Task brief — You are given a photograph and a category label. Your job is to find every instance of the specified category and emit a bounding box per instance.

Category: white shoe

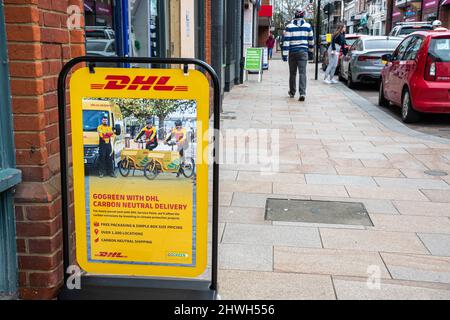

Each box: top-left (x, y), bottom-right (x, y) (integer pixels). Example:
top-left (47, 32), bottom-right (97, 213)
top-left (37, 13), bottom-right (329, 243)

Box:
top-left (331, 79), bottom-right (338, 84)
top-left (324, 79), bottom-right (332, 84)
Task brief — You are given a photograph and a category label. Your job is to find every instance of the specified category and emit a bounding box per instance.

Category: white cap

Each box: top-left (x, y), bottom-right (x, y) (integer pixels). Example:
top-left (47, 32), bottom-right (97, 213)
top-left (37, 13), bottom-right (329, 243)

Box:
top-left (432, 20), bottom-right (442, 27)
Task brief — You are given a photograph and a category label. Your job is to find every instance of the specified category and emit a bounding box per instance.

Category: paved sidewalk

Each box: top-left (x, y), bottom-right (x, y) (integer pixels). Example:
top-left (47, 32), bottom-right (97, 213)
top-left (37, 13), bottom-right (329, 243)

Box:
top-left (217, 58), bottom-right (450, 300)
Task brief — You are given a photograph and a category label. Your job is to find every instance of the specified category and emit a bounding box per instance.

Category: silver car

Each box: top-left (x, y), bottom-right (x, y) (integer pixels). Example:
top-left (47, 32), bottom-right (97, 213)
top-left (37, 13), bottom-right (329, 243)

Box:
top-left (86, 39), bottom-right (117, 67)
top-left (339, 36), bottom-right (403, 88)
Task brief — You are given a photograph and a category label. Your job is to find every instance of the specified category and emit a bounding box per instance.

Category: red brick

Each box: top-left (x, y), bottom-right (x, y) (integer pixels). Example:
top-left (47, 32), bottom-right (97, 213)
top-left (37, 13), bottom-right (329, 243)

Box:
top-left (41, 27), bottom-right (69, 43)
top-left (29, 265), bottom-right (63, 287)
top-left (42, 60), bottom-right (63, 76)
top-left (6, 25), bottom-right (40, 42)
top-left (28, 232), bottom-right (62, 254)
top-left (13, 113), bottom-right (46, 131)
top-left (16, 148), bottom-right (49, 166)
top-left (43, 76), bottom-right (58, 93)
top-left (37, 0), bottom-right (52, 10)
top-left (14, 132), bottom-right (46, 149)
top-left (12, 96), bottom-right (45, 114)
top-left (70, 29), bottom-right (84, 43)
top-left (18, 165), bottom-right (51, 182)
top-left (52, 0), bottom-right (69, 13)
top-left (70, 43), bottom-right (85, 58)
top-left (18, 250), bottom-right (63, 271)
top-left (10, 79), bottom-right (44, 96)
top-left (19, 272), bottom-right (28, 287)
top-left (16, 216), bottom-right (61, 237)
top-left (16, 239), bottom-right (27, 253)
top-left (43, 11), bottom-right (62, 28)
top-left (41, 44), bottom-right (62, 59)
top-left (14, 180), bottom-right (61, 203)
top-left (8, 43), bottom-right (42, 60)
top-left (15, 205), bottom-right (25, 221)
top-left (25, 200), bottom-right (61, 221)
top-left (4, 6), bottom-right (39, 24)
top-left (19, 286), bottom-right (60, 300)
top-left (9, 62), bottom-right (43, 78)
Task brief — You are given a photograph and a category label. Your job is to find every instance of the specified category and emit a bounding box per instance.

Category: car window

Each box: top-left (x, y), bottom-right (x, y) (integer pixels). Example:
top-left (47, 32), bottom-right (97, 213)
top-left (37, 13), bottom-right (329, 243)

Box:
top-left (403, 36), bottom-right (424, 60)
top-left (429, 37), bottom-right (450, 62)
top-left (86, 41), bottom-right (108, 52)
top-left (346, 38), bottom-right (358, 46)
top-left (349, 40), bottom-right (359, 52)
top-left (391, 37), bottom-right (412, 61)
top-left (389, 27), bottom-right (399, 37)
top-left (364, 39), bottom-right (402, 50)
top-left (399, 26), bottom-right (433, 35)
top-left (107, 42), bottom-right (116, 53)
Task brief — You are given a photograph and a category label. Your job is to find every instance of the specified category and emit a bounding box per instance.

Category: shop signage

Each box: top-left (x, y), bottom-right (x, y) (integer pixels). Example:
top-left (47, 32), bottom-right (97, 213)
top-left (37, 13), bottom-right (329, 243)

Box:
top-left (244, 47), bottom-right (263, 71)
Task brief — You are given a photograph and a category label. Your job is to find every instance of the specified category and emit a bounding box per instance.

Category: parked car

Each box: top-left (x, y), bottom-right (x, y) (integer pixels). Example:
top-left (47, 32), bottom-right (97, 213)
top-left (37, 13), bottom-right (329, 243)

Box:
top-left (85, 26), bottom-right (115, 40)
top-left (86, 39), bottom-right (117, 67)
top-left (379, 29), bottom-right (450, 123)
top-left (389, 22), bottom-right (433, 38)
top-left (339, 36), bottom-right (403, 88)
top-left (321, 33), bottom-right (362, 72)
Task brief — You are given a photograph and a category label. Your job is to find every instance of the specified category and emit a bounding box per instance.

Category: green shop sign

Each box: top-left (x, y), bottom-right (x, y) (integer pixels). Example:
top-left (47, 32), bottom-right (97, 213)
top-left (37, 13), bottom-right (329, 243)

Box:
top-left (244, 48), bottom-right (263, 71)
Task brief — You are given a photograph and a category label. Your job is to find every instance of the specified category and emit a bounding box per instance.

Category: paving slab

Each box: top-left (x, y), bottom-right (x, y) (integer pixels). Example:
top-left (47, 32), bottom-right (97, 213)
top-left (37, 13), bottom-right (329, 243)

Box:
top-left (273, 183), bottom-right (349, 197)
top-left (381, 253), bottom-right (450, 284)
top-left (374, 177), bottom-right (450, 190)
top-left (345, 186), bottom-right (429, 201)
top-left (274, 247), bottom-right (390, 278)
top-left (420, 189), bottom-right (450, 202)
top-left (369, 214), bottom-right (450, 234)
top-left (418, 233), bottom-right (450, 257)
top-left (305, 174), bottom-right (377, 187)
top-left (219, 206), bottom-right (269, 225)
top-left (219, 243), bottom-right (273, 272)
top-left (218, 270), bottom-right (336, 300)
top-left (333, 276), bottom-right (450, 300)
top-left (393, 201), bottom-right (450, 217)
top-left (221, 223), bottom-right (322, 248)
top-left (320, 228), bottom-right (428, 254)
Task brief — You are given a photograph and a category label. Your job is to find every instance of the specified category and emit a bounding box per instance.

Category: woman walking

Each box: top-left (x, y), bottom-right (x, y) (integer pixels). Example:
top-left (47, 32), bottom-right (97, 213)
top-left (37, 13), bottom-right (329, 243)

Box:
top-left (324, 23), bottom-right (346, 84)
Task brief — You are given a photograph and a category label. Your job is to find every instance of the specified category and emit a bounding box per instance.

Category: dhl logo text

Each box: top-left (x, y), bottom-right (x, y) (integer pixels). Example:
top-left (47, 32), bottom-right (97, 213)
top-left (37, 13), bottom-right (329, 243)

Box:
top-left (95, 252), bottom-right (128, 258)
top-left (90, 75), bottom-right (188, 92)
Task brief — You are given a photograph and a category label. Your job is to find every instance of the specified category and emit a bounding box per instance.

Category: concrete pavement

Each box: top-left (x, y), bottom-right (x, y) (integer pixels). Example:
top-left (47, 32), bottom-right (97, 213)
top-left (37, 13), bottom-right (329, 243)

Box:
top-left (216, 57), bottom-right (450, 300)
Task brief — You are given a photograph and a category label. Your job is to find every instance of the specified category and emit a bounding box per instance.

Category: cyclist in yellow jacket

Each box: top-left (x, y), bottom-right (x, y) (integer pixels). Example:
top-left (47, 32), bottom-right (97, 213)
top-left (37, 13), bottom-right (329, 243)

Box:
top-left (164, 120), bottom-right (188, 158)
top-left (97, 116), bottom-right (116, 178)
top-left (134, 119), bottom-right (158, 150)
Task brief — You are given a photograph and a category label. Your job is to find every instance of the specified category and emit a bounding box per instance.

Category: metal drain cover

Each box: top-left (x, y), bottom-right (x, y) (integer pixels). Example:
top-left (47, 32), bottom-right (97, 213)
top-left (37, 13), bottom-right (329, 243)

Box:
top-left (424, 170), bottom-right (448, 177)
top-left (265, 198), bottom-right (373, 226)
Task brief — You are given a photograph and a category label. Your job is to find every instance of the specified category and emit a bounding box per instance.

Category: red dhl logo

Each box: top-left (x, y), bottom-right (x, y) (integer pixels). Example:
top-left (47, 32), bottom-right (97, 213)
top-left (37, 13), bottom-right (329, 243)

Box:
top-left (95, 252), bottom-right (128, 258)
top-left (90, 75), bottom-right (188, 91)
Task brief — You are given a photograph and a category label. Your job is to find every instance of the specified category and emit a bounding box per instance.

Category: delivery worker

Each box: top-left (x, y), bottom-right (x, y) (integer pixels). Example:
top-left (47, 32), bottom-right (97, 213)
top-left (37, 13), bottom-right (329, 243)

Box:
top-left (134, 119), bottom-right (158, 150)
top-left (164, 120), bottom-right (188, 158)
top-left (97, 116), bottom-right (116, 178)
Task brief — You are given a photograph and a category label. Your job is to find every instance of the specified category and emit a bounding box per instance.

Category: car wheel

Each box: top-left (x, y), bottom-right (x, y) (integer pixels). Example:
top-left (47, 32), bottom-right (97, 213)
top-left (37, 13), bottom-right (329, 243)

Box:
top-left (347, 66), bottom-right (356, 89)
top-left (378, 80), bottom-right (389, 107)
top-left (401, 89), bottom-right (420, 123)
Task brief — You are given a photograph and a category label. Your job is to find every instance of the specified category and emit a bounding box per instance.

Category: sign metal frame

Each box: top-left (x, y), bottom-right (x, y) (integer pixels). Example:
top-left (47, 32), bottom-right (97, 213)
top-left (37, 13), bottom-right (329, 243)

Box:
top-left (57, 56), bottom-right (220, 300)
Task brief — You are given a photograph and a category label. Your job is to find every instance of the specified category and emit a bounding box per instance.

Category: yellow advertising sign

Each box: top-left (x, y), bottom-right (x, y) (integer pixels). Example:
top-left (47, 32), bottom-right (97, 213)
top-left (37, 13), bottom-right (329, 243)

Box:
top-left (326, 33), bottom-right (332, 43)
top-left (69, 67), bottom-right (209, 278)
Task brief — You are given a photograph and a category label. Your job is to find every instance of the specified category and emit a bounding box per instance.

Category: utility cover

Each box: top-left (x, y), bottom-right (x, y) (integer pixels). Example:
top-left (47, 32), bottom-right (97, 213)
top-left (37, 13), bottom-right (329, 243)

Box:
top-left (265, 198), bottom-right (373, 226)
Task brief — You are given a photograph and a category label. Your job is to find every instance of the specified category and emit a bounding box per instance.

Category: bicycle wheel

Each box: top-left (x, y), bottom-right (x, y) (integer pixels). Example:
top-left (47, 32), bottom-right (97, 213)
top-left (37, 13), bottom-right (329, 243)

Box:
top-left (144, 161), bottom-right (159, 180)
top-left (181, 158), bottom-right (195, 178)
top-left (118, 159), bottom-right (131, 177)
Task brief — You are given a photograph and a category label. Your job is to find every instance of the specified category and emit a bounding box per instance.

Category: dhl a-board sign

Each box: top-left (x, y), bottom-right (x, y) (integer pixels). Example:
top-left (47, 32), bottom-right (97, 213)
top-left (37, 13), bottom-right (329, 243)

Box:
top-left (69, 67), bottom-right (209, 278)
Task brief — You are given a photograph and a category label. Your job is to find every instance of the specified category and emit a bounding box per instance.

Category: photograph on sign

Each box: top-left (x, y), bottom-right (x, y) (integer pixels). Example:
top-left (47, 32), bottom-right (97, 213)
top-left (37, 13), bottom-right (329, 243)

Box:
top-left (69, 68), bottom-right (209, 278)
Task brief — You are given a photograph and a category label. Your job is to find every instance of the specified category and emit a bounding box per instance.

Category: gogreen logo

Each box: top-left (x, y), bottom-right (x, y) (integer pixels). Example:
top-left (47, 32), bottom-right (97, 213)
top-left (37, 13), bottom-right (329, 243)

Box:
top-left (139, 156), bottom-right (149, 167)
top-left (167, 159), bottom-right (180, 170)
top-left (167, 252), bottom-right (189, 258)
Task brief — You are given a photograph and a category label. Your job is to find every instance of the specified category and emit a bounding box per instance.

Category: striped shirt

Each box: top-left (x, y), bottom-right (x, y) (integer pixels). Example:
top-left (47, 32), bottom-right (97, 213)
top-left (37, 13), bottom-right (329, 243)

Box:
top-left (282, 18), bottom-right (314, 58)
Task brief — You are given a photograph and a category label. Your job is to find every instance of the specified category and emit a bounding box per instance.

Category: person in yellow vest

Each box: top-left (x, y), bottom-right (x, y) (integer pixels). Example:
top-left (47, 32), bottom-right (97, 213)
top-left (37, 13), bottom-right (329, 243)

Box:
top-left (164, 120), bottom-right (189, 177)
top-left (97, 116), bottom-right (116, 178)
top-left (134, 119), bottom-right (158, 150)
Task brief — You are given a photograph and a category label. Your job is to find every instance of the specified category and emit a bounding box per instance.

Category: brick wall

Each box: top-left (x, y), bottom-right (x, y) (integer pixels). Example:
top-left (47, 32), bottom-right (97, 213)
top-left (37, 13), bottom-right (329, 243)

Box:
top-left (4, 0), bottom-right (84, 300)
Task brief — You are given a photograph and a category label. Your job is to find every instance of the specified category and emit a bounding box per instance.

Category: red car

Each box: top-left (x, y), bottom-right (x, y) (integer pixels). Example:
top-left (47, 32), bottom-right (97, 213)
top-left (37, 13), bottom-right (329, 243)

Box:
top-left (379, 29), bottom-right (450, 123)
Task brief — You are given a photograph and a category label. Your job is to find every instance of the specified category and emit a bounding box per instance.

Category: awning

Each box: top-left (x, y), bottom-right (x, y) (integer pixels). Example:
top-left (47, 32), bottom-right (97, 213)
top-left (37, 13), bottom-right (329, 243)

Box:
top-left (258, 5), bottom-right (272, 17)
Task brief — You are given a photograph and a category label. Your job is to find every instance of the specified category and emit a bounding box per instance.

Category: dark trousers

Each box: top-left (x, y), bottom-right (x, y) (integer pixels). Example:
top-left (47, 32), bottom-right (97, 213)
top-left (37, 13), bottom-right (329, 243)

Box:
top-left (98, 142), bottom-right (113, 175)
top-left (146, 141), bottom-right (158, 151)
top-left (289, 51), bottom-right (308, 96)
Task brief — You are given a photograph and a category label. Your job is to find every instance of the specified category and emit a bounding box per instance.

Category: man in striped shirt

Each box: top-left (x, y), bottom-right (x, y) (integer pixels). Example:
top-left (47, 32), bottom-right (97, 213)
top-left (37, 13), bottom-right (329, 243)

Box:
top-left (282, 9), bottom-right (314, 102)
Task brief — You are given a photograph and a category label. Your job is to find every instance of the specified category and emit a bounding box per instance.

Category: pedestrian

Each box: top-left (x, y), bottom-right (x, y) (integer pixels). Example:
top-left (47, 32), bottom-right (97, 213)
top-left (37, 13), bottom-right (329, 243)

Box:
top-left (97, 116), bottom-right (116, 178)
top-left (432, 20), bottom-right (448, 31)
top-left (324, 23), bottom-right (346, 84)
top-left (266, 33), bottom-right (275, 60)
top-left (282, 9), bottom-right (314, 102)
